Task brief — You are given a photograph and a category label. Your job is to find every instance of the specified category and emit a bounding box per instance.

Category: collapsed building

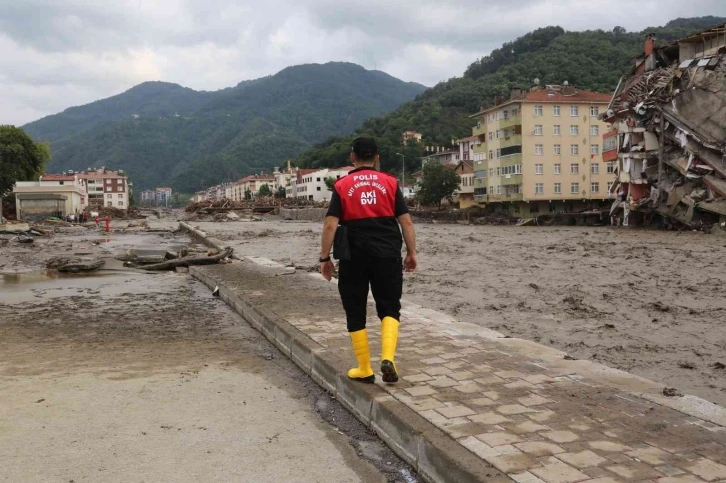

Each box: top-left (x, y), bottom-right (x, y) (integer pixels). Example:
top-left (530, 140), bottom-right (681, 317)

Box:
top-left (602, 25), bottom-right (726, 230)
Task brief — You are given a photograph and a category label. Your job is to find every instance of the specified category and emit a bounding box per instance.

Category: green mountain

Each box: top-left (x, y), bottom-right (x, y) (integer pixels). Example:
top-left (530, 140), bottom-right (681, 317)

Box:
top-left (296, 17), bottom-right (726, 175)
top-left (23, 62), bottom-right (426, 192)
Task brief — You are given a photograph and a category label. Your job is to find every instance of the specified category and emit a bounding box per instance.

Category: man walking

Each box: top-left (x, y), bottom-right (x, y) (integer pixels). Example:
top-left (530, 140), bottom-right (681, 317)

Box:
top-left (320, 137), bottom-right (417, 384)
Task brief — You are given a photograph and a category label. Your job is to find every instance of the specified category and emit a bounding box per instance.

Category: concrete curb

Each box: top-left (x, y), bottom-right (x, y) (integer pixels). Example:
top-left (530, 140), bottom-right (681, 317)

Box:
top-left (188, 265), bottom-right (509, 483)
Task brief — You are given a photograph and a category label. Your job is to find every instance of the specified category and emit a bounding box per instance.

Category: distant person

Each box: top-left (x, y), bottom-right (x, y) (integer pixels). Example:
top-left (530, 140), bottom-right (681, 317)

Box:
top-left (95, 216), bottom-right (101, 228)
top-left (319, 137), bottom-right (417, 384)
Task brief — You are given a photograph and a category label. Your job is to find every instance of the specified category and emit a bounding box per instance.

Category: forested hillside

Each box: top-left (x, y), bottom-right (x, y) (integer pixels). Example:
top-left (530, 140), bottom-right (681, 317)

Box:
top-left (296, 17), bottom-right (726, 175)
top-left (23, 63), bottom-right (426, 191)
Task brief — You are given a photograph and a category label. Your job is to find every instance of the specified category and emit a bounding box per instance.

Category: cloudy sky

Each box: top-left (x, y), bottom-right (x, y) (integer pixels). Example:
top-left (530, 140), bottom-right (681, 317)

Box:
top-left (2, 0), bottom-right (725, 125)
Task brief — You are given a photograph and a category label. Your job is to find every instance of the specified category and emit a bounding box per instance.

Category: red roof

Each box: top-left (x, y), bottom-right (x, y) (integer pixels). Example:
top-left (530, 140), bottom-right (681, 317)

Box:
top-left (78, 172), bottom-right (126, 179)
top-left (456, 136), bottom-right (479, 143)
top-left (40, 174), bottom-right (76, 181)
top-left (518, 89), bottom-right (611, 103)
top-left (334, 166), bottom-right (355, 172)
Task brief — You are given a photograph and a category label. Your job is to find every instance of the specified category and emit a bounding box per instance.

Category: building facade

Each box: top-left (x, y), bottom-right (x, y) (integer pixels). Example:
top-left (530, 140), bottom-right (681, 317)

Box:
top-left (77, 168), bottom-right (130, 210)
top-left (401, 130), bottom-right (423, 145)
top-left (469, 84), bottom-right (612, 216)
top-left (13, 174), bottom-right (87, 220)
top-left (292, 167), bottom-right (354, 201)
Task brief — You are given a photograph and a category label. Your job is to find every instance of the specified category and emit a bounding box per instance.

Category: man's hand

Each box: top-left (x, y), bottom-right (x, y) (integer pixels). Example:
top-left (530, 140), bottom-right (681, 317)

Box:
top-left (404, 252), bottom-right (417, 272)
top-left (320, 260), bottom-right (335, 281)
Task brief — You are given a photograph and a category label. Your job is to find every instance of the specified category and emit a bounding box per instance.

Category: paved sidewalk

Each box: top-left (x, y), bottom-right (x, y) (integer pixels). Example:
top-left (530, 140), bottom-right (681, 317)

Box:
top-left (191, 258), bottom-right (726, 483)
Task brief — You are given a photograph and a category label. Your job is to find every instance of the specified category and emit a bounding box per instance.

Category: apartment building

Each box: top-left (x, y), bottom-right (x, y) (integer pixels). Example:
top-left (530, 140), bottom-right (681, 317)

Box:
top-left (469, 84), bottom-right (612, 216)
top-left (227, 174), bottom-right (276, 201)
top-left (293, 167), bottom-right (354, 201)
top-left (401, 130), bottom-right (423, 145)
top-left (77, 168), bottom-right (130, 210)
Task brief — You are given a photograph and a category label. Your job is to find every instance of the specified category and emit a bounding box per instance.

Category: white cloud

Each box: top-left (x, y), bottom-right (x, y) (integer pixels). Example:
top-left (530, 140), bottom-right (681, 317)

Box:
top-left (0, 0), bottom-right (725, 125)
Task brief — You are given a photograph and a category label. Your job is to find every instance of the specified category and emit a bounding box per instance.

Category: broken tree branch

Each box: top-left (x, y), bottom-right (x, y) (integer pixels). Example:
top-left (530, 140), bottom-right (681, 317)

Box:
top-left (139, 248), bottom-right (233, 271)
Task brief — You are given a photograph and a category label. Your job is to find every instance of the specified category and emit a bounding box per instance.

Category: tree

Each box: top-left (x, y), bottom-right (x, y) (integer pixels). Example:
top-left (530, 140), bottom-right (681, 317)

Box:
top-left (275, 186), bottom-right (286, 199)
top-left (129, 191), bottom-right (136, 207)
top-left (324, 177), bottom-right (336, 191)
top-left (0, 125), bottom-right (50, 197)
top-left (417, 162), bottom-right (460, 209)
top-left (244, 189), bottom-right (252, 200)
top-left (258, 183), bottom-right (272, 197)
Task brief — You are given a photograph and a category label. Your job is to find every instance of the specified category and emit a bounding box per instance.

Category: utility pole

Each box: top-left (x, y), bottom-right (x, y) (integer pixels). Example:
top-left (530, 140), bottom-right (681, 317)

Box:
top-left (396, 153), bottom-right (405, 194)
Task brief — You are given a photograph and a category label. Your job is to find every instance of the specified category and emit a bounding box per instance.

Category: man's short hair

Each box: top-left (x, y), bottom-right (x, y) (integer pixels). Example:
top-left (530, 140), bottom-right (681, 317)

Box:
top-left (352, 137), bottom-right (378, 162)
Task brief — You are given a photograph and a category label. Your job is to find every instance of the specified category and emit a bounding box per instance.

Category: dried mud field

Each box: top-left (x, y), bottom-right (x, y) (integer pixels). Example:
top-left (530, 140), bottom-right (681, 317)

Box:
top-left (195, 219), bottom-right (726, 406)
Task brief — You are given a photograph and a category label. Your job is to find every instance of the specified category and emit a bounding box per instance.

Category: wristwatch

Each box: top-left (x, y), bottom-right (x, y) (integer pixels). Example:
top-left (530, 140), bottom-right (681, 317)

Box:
top-left (319, 256), bottom-right (331, 263)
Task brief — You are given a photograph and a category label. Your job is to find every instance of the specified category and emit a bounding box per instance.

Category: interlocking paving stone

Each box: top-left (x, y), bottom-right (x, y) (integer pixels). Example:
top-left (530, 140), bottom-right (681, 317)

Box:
top-left (530, 457), bottom-right (590, 483)
top-left (515, 441), bottom-right (567, 456)
top-left (684, 458), bottom-right (726, 482)
top-left (543, 431), bottom-right (581, 444)
top-left (436, 405), bottom-right (477, 418)
top-left (556, 450), bottom-right (608, 469)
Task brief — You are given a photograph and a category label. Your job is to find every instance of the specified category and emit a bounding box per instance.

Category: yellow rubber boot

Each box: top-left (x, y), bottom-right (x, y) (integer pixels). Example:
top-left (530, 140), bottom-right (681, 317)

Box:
top-left (380, 317), bottom-right (400, 383)
top-left (348, 329), bottom-right (375, 383)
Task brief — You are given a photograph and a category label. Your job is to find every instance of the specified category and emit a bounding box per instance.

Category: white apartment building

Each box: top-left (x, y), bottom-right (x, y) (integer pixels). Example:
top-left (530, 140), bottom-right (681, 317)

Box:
top-left (293, 167), bottom-right (354, 201)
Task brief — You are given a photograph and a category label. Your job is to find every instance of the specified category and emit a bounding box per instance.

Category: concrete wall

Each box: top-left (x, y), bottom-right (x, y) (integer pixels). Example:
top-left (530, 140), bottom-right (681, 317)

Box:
top-left (279, 208), bottom-right (328, 222)
top-left (17, 199), bottom-right (64, 221)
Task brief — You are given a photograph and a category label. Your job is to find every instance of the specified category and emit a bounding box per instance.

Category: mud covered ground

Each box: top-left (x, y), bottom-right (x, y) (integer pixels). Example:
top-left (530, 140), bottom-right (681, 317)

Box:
top-left (0, 228), bottom-right (415, 482)
top-left (190, 219), bottom-right (726, 407)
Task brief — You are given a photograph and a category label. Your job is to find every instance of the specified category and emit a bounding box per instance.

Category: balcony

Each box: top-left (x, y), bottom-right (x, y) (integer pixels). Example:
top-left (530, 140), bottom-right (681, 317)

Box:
top-left (500, 175), bottom-right (523, 186)
top-left (502, 192), bottom-right (524, 202)
top-left (500, 135), bottom-right (522, 149)
top-left (499, 115), bottom-right (521, 130)
top-left (499, 154), bottom-right (522, 166)
top-left (472, 124), bottom-right (487, 136)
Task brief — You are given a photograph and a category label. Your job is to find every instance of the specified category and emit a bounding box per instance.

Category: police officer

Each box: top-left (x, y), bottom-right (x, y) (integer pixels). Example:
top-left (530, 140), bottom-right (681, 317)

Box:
top-left (320, 137), bottom-right (417, 384)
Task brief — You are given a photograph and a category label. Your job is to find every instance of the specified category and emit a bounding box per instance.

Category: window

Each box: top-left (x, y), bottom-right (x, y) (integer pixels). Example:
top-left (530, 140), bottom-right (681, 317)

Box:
top-left (591, 182), bottom-right (600, 193)
top-left (107, 194), bottom-right (112, 199)
top-left (570, 144), bottom-right (579, 155)
top-left (488, 132), bottom-right (493, 141)
top-left (119, 201), bottom-right (124, 206)
top-left (489, 168), bottom-right (494, 177)
top-left (107, 202), bottom-right (113, 207)
top-left (317, 187), bottom-right (321, 191)
top-left (535, 144), bottom-right (543, 155)
top-left (604, 135), bottom-right (617, 152)
top-left (571, 163), bottom-right (579, 174)
top-left (607, 182), bottom-right (614, 193)
top-left (511, 108), bottom-right (518, 116)
top-left (534, 125), bottom-right (543, 136)
top-left (489, 150), bottom-right (493, 159)
top-left (118, 193), bottom-right (123, 199)
top-left (496, 185), bottom-right (501, 195)
top-left (553, 125), bottom-right (561, 136)
top-left (571, 182), bottom-right (580, 194)
top-left (496, 148), bottom-right (501, 158)
top-left (554, 163), bottom-right (562, 174)
top-left (535, 164), bottom-right (544, 175)
top-left (590, 125), bottom-right (599, 136)
top-left (554, 182), bottom-right (562, 194)
top-left (106, 186), bottom-right (111, 192)
top-left (570, 125), bottom-right (579, 136)
top-left (591, 144), bottom-right (599, 155)
top-left (488, 114), bottom-right (494, 123)
top-left (535, 183), bottom-right (544, 194)
top-left (534, 105), bottom-right (543, 116)
top-left (590, 106), bottom-right (599, 116)
top-left (553, 105), bottom-right (561, 116)
top-left (316, 177), bottom-right (321, 182)
top-left (554, 144), bottom-right (561, 155)
top-left (496, 167), bottom-right (501, 176)
top-left (607, 161), bottom-right (616, 174)
top-left (570, 106), bottom-right (579, 116)
top-left (591, 163), bottom-right (600, 175)
top-left (515, 164), bottom-right (522, 175)
top-left (496, 130), bottom-right (502, 139)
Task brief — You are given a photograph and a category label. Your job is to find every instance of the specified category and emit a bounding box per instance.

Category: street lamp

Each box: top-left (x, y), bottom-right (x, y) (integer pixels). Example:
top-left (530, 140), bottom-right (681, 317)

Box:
top-left (395, 153), bottom-right (405, 191)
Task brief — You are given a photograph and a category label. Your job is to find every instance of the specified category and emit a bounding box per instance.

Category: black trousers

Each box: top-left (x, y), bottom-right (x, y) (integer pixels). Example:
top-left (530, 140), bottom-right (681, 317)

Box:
top-left (338, 256), bottom-right (403, 332)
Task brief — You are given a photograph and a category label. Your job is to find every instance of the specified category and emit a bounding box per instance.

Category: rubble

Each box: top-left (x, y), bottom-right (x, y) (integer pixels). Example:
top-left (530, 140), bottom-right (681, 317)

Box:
top-left (602, 26), bottom-right (726, 231)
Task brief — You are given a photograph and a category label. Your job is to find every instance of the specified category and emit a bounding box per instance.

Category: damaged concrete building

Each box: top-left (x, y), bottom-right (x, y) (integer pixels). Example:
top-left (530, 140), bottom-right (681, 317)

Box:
top-left (601, 25), bottom-right (726, 231)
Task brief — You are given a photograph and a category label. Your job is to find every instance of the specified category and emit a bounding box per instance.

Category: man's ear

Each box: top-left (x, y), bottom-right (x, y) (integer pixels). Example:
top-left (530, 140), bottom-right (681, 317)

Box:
top-left (349, 152), bottom-right (356, 164)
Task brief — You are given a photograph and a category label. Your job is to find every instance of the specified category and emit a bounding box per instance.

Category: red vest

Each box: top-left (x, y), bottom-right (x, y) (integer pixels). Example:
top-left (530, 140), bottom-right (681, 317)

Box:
top-left (334, 170), bottom-right (398, 221)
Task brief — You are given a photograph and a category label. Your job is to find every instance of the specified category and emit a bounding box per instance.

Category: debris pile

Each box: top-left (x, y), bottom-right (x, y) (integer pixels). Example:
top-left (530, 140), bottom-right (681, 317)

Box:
top-left (603, 27), bottom-right (726, 231)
